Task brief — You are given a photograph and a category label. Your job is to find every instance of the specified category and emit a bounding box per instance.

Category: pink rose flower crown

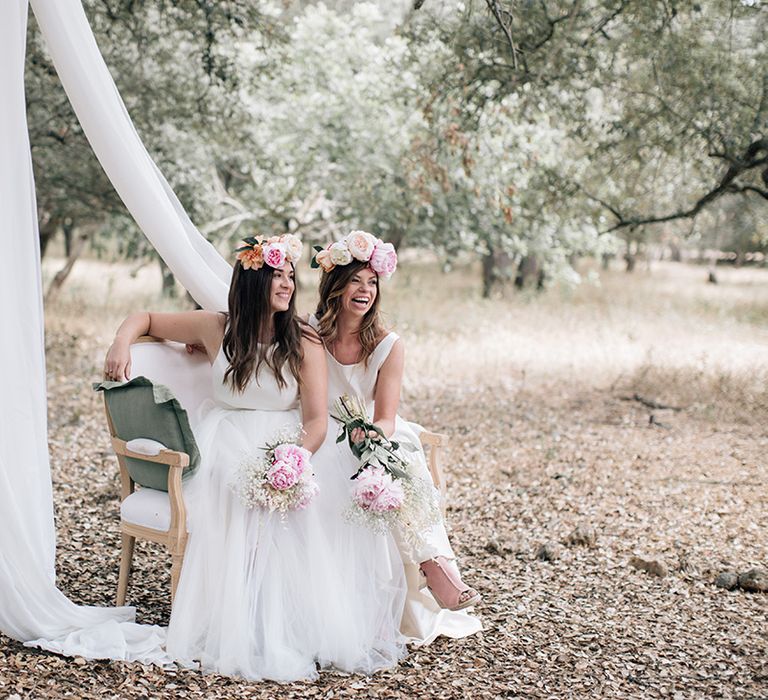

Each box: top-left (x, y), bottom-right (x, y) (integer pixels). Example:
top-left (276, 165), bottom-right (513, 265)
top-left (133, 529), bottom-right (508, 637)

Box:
top-left (235, 233), bottom-right (303, 271)
top-left (310, 230), bottom-right (398, 278)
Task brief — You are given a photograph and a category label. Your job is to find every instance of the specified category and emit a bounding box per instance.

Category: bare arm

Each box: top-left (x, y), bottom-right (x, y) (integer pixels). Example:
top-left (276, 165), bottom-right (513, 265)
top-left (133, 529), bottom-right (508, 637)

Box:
top-left (298, 335), bottom-right (328, 454)
top-left (371, 339), bottom-right (404, 439)
top-left (104, 310), bottom-right (224, 381)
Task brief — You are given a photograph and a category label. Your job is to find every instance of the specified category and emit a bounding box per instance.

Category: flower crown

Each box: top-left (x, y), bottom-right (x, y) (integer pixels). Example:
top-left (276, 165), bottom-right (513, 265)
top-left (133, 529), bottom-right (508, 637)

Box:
top-left (310, 230), bottom-right (398, 279)
top-left (235, 234), bottom-right (303, 271)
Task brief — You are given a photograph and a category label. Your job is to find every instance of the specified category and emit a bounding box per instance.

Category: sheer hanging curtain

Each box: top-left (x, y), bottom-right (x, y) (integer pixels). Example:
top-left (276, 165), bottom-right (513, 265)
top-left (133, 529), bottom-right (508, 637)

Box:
top-left (0, 0), bottom-right (227, 658)
top-left (29, 0), bottom-right (231, 312)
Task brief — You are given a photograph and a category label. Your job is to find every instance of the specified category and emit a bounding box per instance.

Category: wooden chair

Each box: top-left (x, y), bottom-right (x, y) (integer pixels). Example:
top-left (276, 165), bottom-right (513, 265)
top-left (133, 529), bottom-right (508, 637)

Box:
top-left (98, 336), bottom-right (211, 607)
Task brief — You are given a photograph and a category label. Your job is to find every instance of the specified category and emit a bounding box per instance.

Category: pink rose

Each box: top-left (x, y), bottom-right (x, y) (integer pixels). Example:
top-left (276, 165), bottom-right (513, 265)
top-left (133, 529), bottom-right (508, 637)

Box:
top-left (368, 241), bottom-right (397, 278)
top-left (266, 459), bottom-right (299, 490)
top-left (273, 443), bottom-right (311, 477)
top-left (262, 242), bottom-right (287, 269)
top-left (315, 249), bottom-right (335, 272)
top-left (345, 230), bottom-right (377, 261)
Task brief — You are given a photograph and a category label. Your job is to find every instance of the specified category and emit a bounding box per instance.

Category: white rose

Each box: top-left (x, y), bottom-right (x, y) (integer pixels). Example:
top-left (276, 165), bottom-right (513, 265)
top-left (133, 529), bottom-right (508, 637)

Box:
top-left (344, 230), bottom-right (377, 261)
top-left (329, 241), bottom-right (353, 265)
top-left (282, 234), bottom-right (303, 262)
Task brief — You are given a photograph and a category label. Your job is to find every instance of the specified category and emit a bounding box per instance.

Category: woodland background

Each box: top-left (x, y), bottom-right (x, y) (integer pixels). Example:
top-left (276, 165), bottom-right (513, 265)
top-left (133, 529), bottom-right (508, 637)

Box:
top-left (1, 2), bottom-right (766, 699)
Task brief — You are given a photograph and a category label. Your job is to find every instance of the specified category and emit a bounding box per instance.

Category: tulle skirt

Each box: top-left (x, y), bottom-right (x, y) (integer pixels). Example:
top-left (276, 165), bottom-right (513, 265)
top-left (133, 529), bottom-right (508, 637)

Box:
top-left (376, 417), bottom-right (483, 646)
top-left (311, 428), bottom-right (408, 673)
top-left (165, 403), bottom-right (407, 681)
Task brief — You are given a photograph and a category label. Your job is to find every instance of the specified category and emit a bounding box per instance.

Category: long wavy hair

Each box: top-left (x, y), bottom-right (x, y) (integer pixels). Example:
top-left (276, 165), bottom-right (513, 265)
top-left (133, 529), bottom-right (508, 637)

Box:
top-left (314, 260), bottom-right (385, 366)
top-left (223, 262), bottom-right (309, 391)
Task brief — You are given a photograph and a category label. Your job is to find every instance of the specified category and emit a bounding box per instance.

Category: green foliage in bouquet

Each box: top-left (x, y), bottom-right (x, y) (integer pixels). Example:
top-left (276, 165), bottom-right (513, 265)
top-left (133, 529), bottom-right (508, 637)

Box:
top-left (332, 394), bottom-right (417, 481)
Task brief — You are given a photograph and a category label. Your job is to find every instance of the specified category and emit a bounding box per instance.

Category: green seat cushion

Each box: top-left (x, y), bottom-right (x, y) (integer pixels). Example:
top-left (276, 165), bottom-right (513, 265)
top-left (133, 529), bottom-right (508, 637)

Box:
top-left (94, 376), bottom-right (200, 491)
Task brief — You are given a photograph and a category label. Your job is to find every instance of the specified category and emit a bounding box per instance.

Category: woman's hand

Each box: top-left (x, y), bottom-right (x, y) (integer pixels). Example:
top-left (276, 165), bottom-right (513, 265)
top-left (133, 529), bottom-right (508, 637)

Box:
top-left (350, 427), bottom-right (381, 444)
top-left (104, 339), bottom-right (132, 381)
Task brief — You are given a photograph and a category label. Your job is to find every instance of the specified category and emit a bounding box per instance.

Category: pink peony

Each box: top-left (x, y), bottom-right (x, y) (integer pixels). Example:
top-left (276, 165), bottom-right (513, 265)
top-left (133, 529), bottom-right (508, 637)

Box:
top-left (368, 241), bottom-right (397, 278)
top-left (273, 443), bottom-right (311, 477)
top-left (368, 480), bottom-right (405, 513)
top-left (295, 480), bottom-right (320, 510)
top-left (351, 466), bottom-right (404, 512)
top-left (262, 242), bottom-right (287, 269)
top-left (266, 459), bottom-right (299, 490)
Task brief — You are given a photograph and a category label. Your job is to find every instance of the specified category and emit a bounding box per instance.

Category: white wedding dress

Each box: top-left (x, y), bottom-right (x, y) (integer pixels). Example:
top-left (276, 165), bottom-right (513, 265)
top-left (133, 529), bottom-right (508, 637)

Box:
top-left (165, 345), bottom-right (404, 680)
top-left (308, 318), bottom-right (482, 645)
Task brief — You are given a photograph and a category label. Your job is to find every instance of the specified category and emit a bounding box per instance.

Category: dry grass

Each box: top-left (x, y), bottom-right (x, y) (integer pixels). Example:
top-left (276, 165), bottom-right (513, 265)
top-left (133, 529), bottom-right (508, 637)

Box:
top-left (1, 255), bottom-right (763, 699)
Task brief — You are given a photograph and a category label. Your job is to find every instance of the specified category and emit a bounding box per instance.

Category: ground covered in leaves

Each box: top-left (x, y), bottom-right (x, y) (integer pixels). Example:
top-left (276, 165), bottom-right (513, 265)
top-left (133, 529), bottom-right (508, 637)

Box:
top-left (1, 260), bottom-right (767, 699)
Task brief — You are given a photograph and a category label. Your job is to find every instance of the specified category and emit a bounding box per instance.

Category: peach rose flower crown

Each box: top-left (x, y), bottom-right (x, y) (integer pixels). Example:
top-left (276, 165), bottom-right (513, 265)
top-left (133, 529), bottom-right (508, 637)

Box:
top-left (310, 230), bottom-right (398, 279)
top-left (235, 234), bottom-right (303, 271)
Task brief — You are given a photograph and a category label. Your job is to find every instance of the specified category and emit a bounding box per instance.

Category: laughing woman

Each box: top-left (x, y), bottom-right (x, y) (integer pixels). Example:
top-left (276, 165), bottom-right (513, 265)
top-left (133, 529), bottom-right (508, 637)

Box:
top-left (310, 232), bottom-right (482, 645)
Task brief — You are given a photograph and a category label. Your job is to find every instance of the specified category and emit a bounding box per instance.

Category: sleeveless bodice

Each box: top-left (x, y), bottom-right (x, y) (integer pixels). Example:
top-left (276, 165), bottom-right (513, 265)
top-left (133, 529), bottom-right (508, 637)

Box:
top-left (211, 345), bottom-right (299, 411)
top-left (308, 316), bottom-right (399, 413)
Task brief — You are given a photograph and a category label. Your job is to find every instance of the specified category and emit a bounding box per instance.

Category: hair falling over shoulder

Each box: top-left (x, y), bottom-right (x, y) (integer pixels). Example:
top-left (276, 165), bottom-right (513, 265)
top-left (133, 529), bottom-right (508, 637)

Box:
top-left (223, 262), bottom-right (310, 391)
top-left (314, 260), bottom-right (385, 367)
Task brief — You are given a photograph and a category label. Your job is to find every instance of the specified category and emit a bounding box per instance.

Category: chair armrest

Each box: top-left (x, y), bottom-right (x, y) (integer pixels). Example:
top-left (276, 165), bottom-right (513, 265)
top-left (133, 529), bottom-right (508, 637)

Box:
top-left (418, 430), bottom-right (447, 447)
top-left (110, 437), bottom-right (190, 469)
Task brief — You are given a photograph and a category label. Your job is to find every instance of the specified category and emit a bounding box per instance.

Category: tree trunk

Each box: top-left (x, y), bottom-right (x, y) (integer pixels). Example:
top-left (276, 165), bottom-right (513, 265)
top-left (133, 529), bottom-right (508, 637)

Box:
top-left (601, 253), bottom-right (612, 270)
top-left (481, 249), bottom-right (496, 299)
top-left (514, 255), bottom-right (540, 290)
top-left (624, 252), bottom-right (636, 272)
top-left (159, 258), bottom-right (178, 298)
top-left (63, 223), bottom-right (73, 257)
top-left (38, 216), bottom-right (60, 258)
top-left (45, 225), bottom-right (88, 303)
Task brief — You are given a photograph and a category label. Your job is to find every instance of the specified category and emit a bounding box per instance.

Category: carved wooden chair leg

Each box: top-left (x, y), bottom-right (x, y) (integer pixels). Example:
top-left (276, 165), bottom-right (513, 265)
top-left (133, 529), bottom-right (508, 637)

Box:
top-left (117, 533), bottom-right (135, 606)
top-left (170, 546), bottom-right (186, 604)
top-left (418, 430), bottom-right (448, 515)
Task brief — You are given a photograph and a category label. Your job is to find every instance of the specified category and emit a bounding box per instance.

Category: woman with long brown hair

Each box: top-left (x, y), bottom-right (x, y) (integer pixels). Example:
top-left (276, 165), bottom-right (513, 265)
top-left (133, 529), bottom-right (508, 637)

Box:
top-left (311, 232), bottom-right (482, 646)
top-left (103, 235), bottom-right (402, 680)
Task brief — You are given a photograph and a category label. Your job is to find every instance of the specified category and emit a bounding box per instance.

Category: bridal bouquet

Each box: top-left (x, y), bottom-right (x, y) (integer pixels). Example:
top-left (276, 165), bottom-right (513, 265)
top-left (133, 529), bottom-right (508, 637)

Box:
top-left (232, 425), bottom-right (319, 514)
top-left (333, 395), bottom-right (440, 550)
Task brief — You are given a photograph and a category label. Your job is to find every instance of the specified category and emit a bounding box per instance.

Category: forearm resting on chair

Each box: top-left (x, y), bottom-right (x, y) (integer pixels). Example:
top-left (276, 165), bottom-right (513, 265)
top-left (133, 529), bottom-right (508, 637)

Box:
top-left (114, 312), bottom-right (152, 346)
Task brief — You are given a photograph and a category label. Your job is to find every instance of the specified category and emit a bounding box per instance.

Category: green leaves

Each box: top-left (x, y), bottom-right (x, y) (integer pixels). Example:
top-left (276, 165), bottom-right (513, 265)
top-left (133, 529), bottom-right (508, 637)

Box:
top-left (310, 245), bottom-right (324, 269)
top-left (332, 393), bottom-right (414, 482)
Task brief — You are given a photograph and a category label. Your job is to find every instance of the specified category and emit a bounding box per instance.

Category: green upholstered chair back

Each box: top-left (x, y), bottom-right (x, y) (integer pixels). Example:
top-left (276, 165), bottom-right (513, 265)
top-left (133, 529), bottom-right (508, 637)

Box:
top-left (95, 377), bottom-right (200, 491)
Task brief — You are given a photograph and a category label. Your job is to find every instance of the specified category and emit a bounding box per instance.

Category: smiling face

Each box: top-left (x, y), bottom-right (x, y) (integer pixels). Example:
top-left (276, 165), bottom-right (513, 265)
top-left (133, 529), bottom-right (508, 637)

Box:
top-left (270, 264), bottom-right (295, 313)
top-left (340, 266), bottom-right (378, 318)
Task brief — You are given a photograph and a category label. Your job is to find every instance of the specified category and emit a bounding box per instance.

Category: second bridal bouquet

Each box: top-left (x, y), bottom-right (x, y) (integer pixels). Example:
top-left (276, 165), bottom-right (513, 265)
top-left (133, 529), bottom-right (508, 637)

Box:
top-left (232, 425), bottom-right (319, 514)
top-left (333, 395), bottom-right (440, 551)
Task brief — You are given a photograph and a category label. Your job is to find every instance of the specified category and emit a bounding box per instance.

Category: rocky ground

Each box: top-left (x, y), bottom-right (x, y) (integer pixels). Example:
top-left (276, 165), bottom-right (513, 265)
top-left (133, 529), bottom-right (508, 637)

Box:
top-left (1, 323), bottom-right (766, 700)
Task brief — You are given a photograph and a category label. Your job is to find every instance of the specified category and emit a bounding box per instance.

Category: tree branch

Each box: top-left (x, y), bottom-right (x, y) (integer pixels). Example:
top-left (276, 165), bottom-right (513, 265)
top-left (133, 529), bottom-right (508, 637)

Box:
top-left (601, 139), bottom-right (768, 232)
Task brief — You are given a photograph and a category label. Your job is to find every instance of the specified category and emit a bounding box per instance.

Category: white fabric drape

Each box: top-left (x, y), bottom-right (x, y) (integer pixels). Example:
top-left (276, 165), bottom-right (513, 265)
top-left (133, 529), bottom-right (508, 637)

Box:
top-left (29, 0), bottom-right (231, 313)
top-left (0, 0), bottom-right (226, 657)
top-left (0, 0), bottom-right (133, 646)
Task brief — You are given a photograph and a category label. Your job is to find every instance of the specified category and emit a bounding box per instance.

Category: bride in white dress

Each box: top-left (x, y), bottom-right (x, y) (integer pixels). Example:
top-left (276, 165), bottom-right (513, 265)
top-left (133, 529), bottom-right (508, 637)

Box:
top-left (310, 232), bottom-right (483, 645)
top-left (103, 235), bottom-right (405, 680)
